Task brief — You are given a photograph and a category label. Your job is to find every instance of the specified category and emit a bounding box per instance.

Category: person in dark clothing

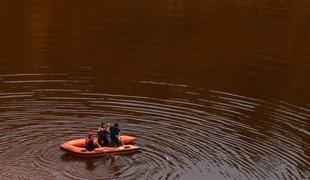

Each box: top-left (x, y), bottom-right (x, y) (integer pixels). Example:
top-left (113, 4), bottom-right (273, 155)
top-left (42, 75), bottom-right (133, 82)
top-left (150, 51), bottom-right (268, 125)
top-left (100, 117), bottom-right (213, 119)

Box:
top-left (104, 123), bottom-right (111, 146)
top-left (98, 122), bottom-right (110, 147)
top-left (85, 131), bottom-right (98, 151)
top-left (109, 123), bottom-right (121, 147)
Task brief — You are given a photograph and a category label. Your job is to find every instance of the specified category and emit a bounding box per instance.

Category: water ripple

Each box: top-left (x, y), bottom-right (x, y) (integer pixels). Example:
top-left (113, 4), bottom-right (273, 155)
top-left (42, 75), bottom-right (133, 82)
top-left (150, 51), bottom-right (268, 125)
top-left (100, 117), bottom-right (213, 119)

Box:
top-left (0, 76), bottom-right (308, 179)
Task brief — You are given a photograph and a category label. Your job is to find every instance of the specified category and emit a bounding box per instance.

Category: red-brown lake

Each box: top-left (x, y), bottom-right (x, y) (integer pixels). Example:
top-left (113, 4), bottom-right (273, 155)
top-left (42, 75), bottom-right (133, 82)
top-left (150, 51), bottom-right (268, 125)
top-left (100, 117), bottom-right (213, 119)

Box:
top-left (0, 1), bottom-right (309, 179)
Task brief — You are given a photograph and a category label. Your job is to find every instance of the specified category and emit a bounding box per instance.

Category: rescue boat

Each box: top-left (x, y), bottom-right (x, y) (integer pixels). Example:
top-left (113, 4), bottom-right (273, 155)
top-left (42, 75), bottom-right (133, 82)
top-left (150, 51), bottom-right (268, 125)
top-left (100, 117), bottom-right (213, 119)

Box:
top-left (60, 135), bottom-right (141, 157)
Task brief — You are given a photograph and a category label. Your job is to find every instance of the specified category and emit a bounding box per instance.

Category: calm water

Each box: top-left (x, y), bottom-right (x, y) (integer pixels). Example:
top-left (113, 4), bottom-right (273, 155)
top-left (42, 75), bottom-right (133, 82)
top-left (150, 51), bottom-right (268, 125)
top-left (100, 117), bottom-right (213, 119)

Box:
top-left (0, 1), bottom-right (309, 180)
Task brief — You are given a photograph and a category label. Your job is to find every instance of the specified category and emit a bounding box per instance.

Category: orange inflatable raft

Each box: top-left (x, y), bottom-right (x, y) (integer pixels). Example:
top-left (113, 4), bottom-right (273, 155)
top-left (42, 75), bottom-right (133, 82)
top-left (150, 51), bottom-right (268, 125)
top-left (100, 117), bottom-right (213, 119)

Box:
top-left (60, 135), bottom-right (141, 157)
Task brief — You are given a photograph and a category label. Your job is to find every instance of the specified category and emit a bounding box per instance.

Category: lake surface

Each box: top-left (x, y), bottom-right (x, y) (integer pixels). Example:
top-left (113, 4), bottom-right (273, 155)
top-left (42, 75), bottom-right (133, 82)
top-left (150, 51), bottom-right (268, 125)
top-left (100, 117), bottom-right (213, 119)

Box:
top-left (0, 0), bottom-right (309, 179)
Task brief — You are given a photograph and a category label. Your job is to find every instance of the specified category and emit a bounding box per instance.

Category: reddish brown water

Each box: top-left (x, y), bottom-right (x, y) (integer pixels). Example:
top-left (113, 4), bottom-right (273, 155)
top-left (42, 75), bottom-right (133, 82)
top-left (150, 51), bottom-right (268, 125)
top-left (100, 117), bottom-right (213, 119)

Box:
top-left (0, 1), bottom-right (309, 180)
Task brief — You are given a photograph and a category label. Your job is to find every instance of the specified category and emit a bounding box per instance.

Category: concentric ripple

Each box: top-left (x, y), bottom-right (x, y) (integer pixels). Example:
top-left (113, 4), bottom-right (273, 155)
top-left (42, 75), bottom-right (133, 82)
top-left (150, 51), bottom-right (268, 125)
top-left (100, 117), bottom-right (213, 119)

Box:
top-left (0, 73), bottom-right (309, 180)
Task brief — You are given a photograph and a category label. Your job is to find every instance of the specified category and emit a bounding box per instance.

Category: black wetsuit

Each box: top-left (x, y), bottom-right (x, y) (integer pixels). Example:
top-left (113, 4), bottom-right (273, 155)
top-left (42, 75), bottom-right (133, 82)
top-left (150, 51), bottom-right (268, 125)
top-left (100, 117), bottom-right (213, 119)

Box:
top-left (86, 139), bottom-right (98, 151)
top-left (110, 126), bottom-right (120, 147)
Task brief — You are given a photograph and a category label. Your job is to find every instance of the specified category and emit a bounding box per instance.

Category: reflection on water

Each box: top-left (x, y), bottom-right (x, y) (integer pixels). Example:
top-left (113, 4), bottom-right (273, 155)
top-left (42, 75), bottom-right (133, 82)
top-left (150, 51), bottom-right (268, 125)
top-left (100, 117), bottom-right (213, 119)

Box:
top-left (0, 0), bottom-right (309, 180)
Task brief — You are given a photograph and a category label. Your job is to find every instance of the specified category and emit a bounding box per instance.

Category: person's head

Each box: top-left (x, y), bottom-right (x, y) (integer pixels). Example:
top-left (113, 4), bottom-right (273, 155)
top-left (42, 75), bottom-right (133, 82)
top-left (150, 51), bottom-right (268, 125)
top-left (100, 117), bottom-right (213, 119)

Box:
top-left (88, 131), bottom-right (94, 138)
top-left (114, 123), bottom-right (119, 127)
top-left (106, 123), bottom-right (111, 127)
top-left (101, 122), bottom-right (105, 127)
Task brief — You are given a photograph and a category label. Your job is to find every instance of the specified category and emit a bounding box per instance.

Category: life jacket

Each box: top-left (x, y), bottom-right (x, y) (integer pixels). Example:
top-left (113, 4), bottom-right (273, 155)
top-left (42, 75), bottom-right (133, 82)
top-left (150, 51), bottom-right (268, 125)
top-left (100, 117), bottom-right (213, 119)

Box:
top-left (98, 127), bottom-right (108, 137)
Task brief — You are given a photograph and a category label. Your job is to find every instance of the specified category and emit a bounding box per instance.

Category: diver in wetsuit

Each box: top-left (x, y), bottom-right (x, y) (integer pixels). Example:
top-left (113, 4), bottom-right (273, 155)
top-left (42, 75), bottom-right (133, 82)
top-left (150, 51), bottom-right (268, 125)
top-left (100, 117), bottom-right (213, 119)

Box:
top-left (109, 123), bottom-right (121, 147)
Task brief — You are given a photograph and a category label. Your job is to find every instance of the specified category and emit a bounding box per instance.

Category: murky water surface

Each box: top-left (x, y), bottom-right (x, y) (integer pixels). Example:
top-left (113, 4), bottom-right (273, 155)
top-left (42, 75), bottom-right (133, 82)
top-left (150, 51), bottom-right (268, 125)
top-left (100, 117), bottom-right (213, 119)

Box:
top-left (0, 1), bottom-right (309, 179)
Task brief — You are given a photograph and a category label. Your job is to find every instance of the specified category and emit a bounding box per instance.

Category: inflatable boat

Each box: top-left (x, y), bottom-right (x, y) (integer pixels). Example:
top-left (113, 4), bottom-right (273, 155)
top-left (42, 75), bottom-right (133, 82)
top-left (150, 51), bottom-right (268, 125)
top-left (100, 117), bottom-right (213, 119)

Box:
top-left (60, 135), bottom-right (141, 157)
